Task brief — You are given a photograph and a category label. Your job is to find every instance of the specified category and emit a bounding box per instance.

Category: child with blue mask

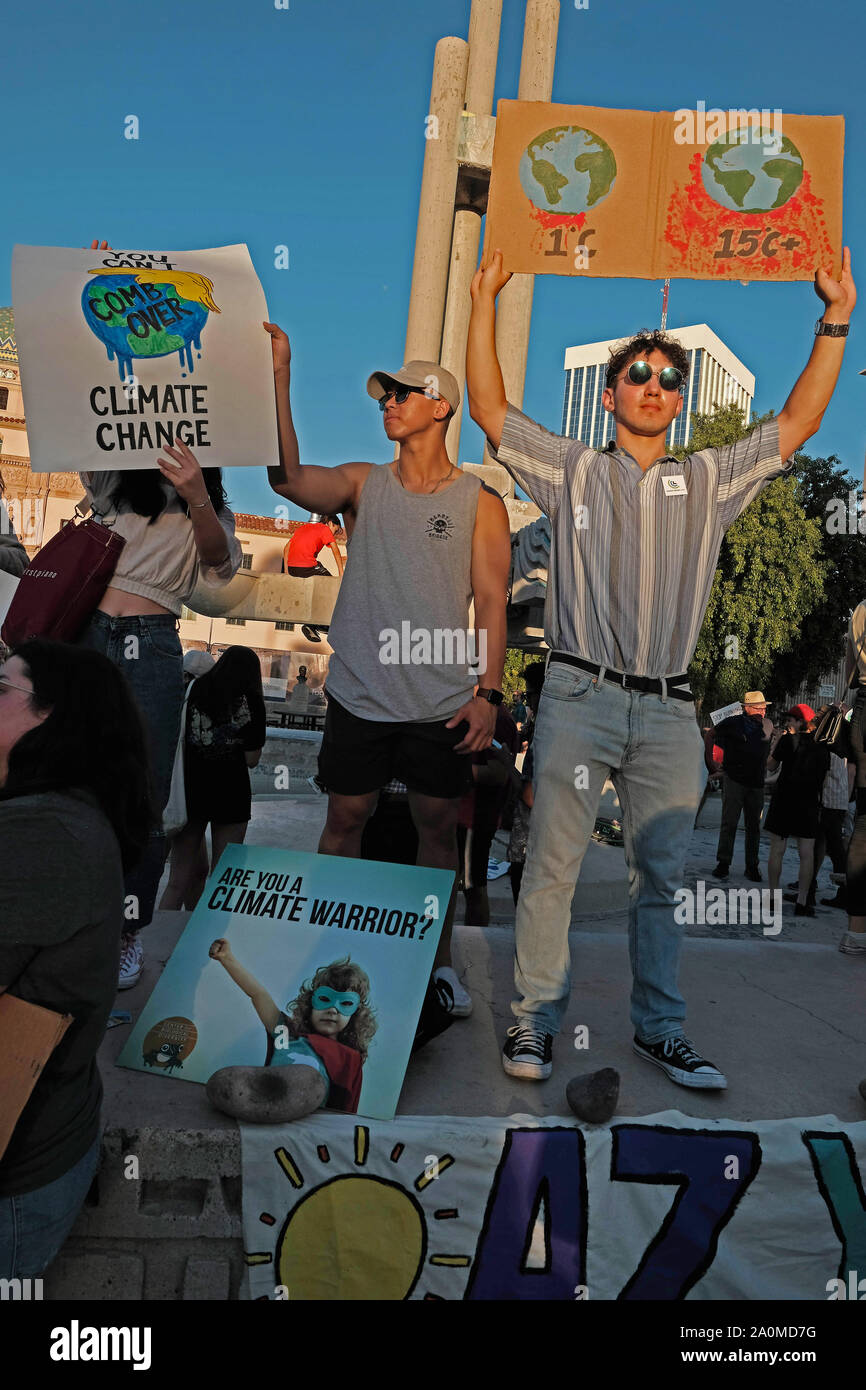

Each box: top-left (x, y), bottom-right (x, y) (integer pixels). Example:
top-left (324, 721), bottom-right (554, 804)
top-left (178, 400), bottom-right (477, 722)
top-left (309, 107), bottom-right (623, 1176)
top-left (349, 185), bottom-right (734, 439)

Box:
top-left (206, 946), bottom-right (377, 1122)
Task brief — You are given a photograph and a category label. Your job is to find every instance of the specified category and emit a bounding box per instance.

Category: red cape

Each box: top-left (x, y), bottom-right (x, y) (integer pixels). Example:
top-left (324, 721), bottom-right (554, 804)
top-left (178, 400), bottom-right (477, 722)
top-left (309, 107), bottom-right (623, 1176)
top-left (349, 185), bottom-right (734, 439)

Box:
top-left (302, 1032), bottom-right (363, 1113)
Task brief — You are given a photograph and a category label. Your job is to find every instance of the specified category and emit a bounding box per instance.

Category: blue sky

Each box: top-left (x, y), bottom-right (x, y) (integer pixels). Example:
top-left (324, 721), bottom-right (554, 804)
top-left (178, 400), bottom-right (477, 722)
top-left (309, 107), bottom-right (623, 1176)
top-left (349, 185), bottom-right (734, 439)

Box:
top-left (4, 0), bottom-right (865, 519)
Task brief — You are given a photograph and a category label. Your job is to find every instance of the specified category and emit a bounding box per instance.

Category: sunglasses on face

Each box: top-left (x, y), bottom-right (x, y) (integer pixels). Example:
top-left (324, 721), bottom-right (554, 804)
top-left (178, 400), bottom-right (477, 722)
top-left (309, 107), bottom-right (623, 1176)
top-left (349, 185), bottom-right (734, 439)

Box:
top-left (378, 386), bottom-right (427, 411)
top-left (618, 361), bottom-right (684, 392)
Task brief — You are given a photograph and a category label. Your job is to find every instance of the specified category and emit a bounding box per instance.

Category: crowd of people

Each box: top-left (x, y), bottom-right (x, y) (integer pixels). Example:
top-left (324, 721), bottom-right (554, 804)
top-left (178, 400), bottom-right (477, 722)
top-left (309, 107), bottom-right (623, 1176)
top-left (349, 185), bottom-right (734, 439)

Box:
top-left (0, 239), bottom-right (858, 1279)
top-left (706, 680), bottom-right (866, 947)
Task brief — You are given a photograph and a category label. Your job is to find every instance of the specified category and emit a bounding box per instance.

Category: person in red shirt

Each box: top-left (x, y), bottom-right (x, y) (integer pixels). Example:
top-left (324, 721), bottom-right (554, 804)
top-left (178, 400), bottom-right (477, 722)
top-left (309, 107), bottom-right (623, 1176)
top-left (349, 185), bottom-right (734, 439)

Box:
top-left (284, 515), bottom-right (345, 577)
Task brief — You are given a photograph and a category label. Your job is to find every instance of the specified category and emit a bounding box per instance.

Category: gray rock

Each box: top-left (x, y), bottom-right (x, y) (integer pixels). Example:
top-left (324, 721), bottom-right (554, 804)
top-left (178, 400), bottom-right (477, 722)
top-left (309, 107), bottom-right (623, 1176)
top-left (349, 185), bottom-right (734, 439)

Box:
top-left (566, 1067), bottom-right (620, 1124)
top-left (206, 1065), bottom-right (327, 1123)
top-left (858, 1078), bottom-right (866, 1104)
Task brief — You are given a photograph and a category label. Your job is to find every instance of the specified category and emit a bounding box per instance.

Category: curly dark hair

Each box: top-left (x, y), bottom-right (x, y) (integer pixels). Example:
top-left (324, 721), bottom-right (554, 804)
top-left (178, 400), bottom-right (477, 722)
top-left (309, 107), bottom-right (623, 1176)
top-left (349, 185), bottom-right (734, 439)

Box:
top-left (287, 957), bottom-right (377, 1062)
top-left (605, 330), bottom-right (690, 390)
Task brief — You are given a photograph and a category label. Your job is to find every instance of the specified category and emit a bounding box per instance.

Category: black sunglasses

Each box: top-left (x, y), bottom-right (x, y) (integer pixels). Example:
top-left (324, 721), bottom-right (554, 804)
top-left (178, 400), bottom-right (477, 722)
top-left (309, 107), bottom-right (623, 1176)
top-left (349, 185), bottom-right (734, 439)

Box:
top-left (618, 360), bottom-right (684, 392)
top-left (378, 385), bottom-right (427, 411)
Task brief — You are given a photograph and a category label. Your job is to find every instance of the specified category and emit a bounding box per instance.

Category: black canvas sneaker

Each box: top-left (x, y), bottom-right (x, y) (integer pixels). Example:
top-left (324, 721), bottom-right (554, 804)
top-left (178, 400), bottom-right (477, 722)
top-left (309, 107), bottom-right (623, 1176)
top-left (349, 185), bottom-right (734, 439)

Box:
top-left (633, 1034), bottom-right (727, 1089)
top-left (412, 976), bottom-right (454, 1053)
top-left (502, 1023), bottom-right (554, 1079)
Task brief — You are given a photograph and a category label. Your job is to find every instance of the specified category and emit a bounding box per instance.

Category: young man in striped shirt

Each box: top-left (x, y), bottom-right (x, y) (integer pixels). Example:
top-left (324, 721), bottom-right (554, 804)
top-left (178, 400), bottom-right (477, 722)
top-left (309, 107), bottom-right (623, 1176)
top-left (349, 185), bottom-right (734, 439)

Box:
top-left (466, 247), bottom-right (855, 1090)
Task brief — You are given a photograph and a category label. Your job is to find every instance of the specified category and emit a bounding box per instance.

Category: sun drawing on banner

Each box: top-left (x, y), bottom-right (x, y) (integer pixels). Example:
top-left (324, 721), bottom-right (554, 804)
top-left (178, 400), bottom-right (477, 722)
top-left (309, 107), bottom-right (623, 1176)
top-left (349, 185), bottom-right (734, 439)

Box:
top-left (244, 1125), bottom-right (471, 1300)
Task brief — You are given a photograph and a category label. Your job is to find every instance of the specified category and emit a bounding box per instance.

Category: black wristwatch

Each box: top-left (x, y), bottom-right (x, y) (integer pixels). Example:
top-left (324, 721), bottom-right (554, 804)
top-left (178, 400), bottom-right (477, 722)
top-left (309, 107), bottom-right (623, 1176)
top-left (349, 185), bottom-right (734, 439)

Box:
top-left (476, 687), bottom-right (504, 705)
top-left (815, 318), bottom-right (849, 337)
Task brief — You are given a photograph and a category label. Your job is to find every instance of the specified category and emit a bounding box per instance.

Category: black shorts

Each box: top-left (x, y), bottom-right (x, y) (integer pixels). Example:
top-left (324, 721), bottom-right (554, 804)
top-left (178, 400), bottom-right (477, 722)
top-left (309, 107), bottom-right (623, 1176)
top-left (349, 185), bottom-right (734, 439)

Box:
top-left (287, 562), bottom-right (331, 576)
top-left (318, 693), bottom-right (473, 799)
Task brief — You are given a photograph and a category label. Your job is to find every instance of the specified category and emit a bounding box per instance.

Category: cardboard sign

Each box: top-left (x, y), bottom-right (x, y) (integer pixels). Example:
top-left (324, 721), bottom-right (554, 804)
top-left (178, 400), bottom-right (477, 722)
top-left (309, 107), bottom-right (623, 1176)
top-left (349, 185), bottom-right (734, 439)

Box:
top-left (241, 1109), bottom-right (866, 1301)
top-left (118, 847), bottom-right (453, 1121)
top-left (485, 101), bottom-right (843, 280)
top-left (0, 994), bottom-right (72, 1159)
top-left (12, 244), bottom-right (279, 473)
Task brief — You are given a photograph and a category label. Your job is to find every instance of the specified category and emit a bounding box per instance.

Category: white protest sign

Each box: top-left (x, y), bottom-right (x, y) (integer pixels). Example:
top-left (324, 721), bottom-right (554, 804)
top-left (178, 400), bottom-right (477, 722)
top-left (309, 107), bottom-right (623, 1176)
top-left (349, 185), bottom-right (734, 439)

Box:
top-left (12, 244), bottom-right (278, 473)
top-left (709, 700), bottom-right (743, 725)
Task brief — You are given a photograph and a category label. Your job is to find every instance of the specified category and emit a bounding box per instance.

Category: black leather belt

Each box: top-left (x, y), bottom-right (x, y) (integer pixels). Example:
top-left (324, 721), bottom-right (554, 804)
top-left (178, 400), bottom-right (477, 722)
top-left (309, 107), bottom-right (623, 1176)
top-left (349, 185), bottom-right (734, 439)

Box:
top-left (549, 651), bottom-right (695, 702)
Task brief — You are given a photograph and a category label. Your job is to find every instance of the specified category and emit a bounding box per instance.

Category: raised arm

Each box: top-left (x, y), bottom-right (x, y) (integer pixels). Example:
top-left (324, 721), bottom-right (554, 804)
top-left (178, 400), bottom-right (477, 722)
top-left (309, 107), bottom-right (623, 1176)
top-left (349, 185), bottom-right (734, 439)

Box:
top-left (466, 250), bottom-right (513, 450)
top-left (777, 248), bottom-right (856, 461)
top-left (264, 322), bottom-right (370, 516)
top-left (209, 938), bottom-right (281, 1034)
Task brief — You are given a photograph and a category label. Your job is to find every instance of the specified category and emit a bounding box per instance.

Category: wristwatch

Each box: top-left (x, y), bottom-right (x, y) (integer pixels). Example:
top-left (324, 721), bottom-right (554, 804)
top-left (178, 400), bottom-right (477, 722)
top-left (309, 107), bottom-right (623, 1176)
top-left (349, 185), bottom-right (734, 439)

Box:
top-left (815, 318), bottom-right (849, 337)
top-left (476, 687), bottom-right (504, 705)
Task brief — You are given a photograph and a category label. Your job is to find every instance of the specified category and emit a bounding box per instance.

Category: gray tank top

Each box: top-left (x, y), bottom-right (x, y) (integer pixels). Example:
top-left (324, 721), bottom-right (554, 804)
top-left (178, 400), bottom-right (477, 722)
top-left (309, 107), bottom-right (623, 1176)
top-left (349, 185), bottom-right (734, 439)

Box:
top-left (326, 464), bottom-right (483, 722)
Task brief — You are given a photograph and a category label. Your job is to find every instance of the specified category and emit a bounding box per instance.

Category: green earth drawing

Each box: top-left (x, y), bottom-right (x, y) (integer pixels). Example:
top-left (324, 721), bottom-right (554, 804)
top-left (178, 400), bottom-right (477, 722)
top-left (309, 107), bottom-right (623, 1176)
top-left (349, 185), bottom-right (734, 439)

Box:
top-left (701, 131), bottom-right (804, 213)
top-left (518, 126), bottom-right (617, 214)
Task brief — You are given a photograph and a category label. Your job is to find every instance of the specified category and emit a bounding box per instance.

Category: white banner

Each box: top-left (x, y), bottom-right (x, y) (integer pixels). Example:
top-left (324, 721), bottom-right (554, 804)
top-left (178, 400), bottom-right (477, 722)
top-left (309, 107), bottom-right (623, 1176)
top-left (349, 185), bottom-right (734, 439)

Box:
top-left (12, 243), bottom-right (278, 473)
top-left (240, 1110), bottom-right (866, 1301)
top-left (710, 701), bottom-right (744, 726)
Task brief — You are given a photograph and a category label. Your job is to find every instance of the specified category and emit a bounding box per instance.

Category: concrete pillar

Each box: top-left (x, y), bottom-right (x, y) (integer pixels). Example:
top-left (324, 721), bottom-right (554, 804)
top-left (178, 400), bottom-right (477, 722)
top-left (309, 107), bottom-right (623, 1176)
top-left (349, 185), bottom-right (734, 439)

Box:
top-left (484, 0), bottom-right (559, 465)
top-left (442, 209), bottom-right (482, 459)
top-left (442, 0), bottom-right (503, 461)
top-left (403, 37), bottom-right (469, 367)
top-left (465, 0), bottom-right (502, 113)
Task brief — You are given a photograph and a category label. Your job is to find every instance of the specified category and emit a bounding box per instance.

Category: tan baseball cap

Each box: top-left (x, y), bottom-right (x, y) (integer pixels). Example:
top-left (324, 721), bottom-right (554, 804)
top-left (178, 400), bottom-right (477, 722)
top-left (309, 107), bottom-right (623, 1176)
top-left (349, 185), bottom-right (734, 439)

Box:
top-left (367, 360), bottom-right (460, 413)
top-left (743, 691), bottom-right (771, 706)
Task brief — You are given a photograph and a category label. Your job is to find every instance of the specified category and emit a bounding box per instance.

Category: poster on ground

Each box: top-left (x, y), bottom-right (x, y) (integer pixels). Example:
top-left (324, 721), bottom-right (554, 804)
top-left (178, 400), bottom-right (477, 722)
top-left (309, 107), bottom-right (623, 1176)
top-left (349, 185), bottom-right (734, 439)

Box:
top-left (240, 1109), bottom-right (866, 1302)
top-left (484, 101), bottom-right (843, 281)
top-left (117, 846), bottom-right (453, 1120)
top-left (11, 243), bottom-right (278, 472)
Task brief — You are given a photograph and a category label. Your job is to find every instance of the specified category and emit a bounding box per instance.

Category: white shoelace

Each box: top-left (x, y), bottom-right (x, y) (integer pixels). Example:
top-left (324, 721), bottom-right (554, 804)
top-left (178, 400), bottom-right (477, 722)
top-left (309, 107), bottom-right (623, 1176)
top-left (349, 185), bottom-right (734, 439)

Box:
top-left (508, 1024), bottom-right (549, 1057)
top-left (663, 1037), bottom-right (704, 1067)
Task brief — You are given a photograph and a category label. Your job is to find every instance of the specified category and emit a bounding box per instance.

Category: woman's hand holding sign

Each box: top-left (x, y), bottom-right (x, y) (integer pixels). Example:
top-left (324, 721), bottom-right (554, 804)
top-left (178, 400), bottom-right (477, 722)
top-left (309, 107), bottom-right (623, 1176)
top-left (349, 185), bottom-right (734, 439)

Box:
top-left (157, 439), bottom-right (209, 505)
top-left (157, 440), bottom-right (232, 570)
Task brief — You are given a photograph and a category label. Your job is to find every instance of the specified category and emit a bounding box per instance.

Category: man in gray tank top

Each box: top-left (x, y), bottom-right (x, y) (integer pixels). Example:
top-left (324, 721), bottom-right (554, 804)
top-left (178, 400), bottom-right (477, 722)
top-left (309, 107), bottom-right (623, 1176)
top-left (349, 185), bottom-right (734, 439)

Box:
top-left (266, 322), bottom-right (511, 1023)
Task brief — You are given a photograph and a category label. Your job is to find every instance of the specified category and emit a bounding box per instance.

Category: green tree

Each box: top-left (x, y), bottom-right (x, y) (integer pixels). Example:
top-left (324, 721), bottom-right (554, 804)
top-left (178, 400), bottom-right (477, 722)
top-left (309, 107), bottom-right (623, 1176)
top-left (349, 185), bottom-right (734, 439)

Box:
top-left (501, 646), bottom-right (526, 704)
top-left (673, 404), bottom-right (827, 711)
top-left (768, 451), bottom-right (866, 697)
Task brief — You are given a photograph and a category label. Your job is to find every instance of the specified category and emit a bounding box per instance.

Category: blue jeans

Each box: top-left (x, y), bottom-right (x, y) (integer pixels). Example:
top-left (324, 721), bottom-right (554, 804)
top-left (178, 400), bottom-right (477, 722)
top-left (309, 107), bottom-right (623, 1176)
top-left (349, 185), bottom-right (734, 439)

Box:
top-left (513, 662), bottom-right (704, 1041)
top-left (0, 1135), bottom-right (101, 1278)
top-left (79, 611), bottom-right (184, 931)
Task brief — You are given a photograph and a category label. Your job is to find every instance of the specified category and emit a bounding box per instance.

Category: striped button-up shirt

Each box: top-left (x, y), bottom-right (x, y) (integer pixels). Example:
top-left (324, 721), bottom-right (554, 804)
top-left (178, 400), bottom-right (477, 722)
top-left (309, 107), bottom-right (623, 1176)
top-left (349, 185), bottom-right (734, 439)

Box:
top-left (491, 406), bottom-right (790, 678)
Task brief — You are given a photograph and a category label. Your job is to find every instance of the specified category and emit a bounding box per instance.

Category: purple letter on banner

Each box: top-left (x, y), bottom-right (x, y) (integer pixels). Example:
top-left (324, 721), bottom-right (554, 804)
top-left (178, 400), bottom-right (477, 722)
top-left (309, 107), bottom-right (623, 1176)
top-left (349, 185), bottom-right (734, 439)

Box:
top-left (465, 1127), bottom-right (586, 1300)
top-left (612, 1126), bottom-right (761, 1299)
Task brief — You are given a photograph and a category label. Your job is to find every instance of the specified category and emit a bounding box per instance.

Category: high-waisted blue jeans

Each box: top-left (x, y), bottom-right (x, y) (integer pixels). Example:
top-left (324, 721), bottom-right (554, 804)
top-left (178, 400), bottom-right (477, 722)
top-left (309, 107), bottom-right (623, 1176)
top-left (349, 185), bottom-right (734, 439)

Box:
top-left (513, 661), bottom-right (704, 1042)
top-left (78, 611), bottom-right (184, 932)
top-left (0, 1134), bottom-right (101, 1277)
